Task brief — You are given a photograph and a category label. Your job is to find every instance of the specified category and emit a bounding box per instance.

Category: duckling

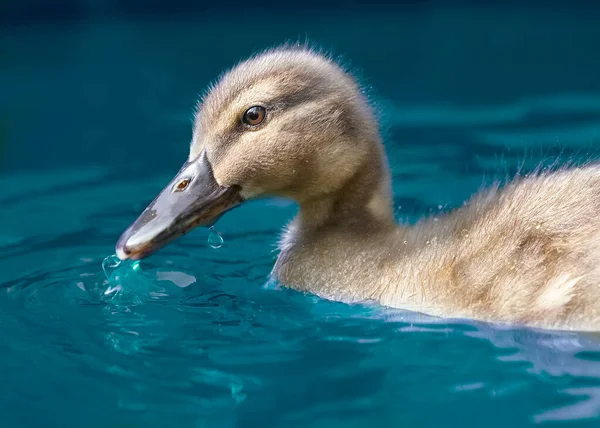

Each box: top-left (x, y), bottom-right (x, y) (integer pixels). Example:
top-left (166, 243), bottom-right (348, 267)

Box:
top-left (116, 46), bottom-right (600, 331)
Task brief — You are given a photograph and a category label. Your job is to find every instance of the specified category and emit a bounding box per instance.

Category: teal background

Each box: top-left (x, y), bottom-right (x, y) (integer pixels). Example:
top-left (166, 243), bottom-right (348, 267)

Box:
top-left (1, 3), bottom-right (600, 427)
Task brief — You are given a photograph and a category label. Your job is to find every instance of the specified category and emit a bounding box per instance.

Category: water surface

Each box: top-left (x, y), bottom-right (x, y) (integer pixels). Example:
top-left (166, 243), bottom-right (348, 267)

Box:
top-left (1, 7), bottom-right (600, 427)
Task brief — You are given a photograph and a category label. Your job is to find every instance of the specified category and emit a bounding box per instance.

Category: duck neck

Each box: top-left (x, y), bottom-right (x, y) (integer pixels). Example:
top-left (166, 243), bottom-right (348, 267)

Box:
top-left (273, 147), bottom-right (400, 302)
top-left (296, 150), bottom-right (396, 234)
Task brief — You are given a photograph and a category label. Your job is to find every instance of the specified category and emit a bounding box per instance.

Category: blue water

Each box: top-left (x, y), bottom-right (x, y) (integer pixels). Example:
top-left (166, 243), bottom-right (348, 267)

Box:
top-left (2, 5), bottom-right (600, 427)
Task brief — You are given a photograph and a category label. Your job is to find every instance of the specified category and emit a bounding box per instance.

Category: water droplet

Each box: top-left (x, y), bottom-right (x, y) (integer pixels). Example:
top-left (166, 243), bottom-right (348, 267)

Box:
top-left (102, 254), bottom-right (122, 279)
top-left (535, 224), bottom-right (541, 230)
top-left (403, 240), bottom-right (408, 245)
top-left (426, 240), bottom-right (431, 246)
top-left (208, 226), bottom-right (224, 249)
top-left (461, 229), bottom-right (469, 237)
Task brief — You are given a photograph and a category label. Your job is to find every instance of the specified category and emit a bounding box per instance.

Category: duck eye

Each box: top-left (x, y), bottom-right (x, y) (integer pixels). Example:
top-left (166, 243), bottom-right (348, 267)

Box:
top-left (174, 178), bottom-right (190, 192)
top-left (242, 106), bottom-right (266, 126)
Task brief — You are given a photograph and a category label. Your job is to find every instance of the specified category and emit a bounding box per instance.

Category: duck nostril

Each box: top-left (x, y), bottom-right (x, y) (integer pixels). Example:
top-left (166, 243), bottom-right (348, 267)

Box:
top-left (174, 178), bottom-right (190, 192)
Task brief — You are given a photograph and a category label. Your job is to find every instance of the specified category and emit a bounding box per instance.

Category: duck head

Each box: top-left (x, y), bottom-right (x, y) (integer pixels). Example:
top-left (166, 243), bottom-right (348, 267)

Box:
top-left (116, 46), bottom-right (387, 261)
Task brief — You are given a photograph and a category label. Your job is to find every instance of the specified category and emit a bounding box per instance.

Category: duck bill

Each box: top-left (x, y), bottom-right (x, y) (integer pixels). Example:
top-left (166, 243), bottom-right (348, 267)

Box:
top-left (115, 151), bottom-right (242, 261)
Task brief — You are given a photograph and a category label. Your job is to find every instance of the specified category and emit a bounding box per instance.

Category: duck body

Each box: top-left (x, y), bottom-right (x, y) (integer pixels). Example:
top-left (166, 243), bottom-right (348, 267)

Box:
top-left (116, 45), bottom-right (600, 331)
top-left (275, 165), bottom-right (600, 331)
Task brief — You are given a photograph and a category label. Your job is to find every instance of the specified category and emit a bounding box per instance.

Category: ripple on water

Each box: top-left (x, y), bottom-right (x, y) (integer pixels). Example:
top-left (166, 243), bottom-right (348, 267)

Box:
top-left (2, 246), bottom-right (600, 426)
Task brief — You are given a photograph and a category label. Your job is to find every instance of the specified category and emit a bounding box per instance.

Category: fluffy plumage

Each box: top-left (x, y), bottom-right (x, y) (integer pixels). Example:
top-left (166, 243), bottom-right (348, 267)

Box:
top-left (191, 45), bottom-right (600, 331)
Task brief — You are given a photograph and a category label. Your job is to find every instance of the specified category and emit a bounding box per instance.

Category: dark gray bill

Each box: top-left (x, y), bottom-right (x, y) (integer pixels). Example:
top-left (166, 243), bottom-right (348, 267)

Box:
top-left (115, 151), bottom-right (242, 260)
